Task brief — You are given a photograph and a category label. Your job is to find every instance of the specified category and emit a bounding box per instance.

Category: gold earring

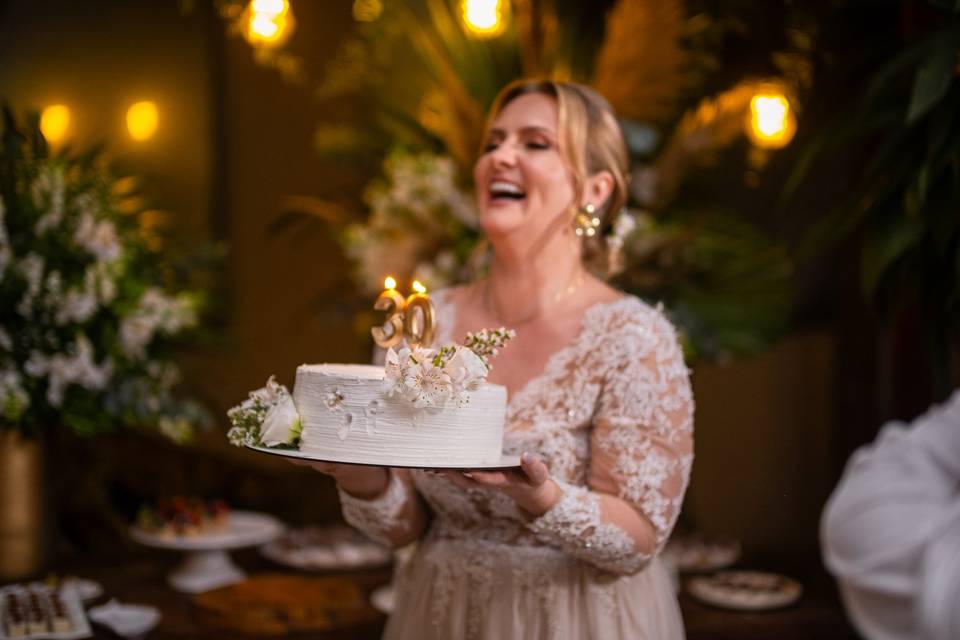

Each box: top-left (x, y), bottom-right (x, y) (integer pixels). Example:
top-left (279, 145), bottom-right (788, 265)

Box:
top-left (574, 203), bottom-right (601, 237)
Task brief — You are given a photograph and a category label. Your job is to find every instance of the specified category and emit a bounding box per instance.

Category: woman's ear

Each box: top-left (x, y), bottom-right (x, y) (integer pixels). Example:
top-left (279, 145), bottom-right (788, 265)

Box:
top-left (582, 170), bottom-right (615, 209)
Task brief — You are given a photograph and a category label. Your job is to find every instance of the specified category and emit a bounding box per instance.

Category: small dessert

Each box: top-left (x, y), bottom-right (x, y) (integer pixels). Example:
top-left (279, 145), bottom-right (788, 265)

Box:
top-left (26, 590), bottom-right (47, 634)
top-left (3, 592), bottom-right (27, 638)
top-left (136, 497), bottom-right (230, 537)
top-left (48, 590), bottom-right (73, 633)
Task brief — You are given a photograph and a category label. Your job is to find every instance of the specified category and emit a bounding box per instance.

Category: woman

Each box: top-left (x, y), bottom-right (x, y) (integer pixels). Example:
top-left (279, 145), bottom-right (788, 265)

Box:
top-left (300, 79), bottom-right (694, 639)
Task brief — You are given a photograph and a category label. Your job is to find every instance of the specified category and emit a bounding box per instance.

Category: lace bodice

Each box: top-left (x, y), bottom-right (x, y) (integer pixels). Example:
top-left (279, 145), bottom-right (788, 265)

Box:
top-left (340, 289), bottom-right (694, 576)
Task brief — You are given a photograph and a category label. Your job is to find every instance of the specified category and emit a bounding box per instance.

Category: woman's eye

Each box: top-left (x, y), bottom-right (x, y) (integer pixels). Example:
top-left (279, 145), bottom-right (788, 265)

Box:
top-left (526, 141), bottom-right (550, 150)
top-left (483, 142), bottom-right (499, 152)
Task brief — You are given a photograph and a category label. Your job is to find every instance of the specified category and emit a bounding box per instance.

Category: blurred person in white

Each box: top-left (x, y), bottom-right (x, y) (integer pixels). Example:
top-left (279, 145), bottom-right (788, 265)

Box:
top-left (821, 389), bottom-right (960, 640)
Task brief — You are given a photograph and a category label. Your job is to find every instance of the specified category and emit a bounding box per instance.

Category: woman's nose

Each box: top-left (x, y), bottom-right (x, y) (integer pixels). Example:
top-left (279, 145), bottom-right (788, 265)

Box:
top-left (490, 141), bottom-right (517, 168)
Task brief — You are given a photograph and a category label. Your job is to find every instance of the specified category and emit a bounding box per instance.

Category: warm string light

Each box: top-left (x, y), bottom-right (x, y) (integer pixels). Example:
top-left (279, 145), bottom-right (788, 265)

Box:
top-left (461, 0), bottom-right (505, 38)
top-left (747, 90), bottom-right (796, 149)
top-left (40, 105), bottom-right (71, 144)
top-left (126, 101), bottom-right (159, 142)
top-left (244, 0), bottom-right (294, 47)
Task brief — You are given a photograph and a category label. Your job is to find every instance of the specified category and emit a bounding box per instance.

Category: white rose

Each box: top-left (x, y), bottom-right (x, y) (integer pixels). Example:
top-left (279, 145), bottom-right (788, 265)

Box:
top-left (443, 346), bottom-right (488, 390)
top-left (259, 394), bottom-right (302, 446)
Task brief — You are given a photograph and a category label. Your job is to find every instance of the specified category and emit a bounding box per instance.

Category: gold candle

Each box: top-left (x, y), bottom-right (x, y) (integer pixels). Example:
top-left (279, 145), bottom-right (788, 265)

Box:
top-left (371, 276), bottom-right (406, 348)
top-left (403, 280), bottom-right (436, 349)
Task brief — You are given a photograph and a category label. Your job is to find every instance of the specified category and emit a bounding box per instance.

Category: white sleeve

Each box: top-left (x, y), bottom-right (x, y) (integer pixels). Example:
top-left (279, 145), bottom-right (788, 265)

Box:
top-left (821, 390), bottom-right (960, 640)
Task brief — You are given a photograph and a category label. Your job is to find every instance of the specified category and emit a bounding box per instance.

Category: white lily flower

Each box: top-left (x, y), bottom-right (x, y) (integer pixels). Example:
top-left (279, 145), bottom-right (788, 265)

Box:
top-left (259, 393), bottom-right (302, 446)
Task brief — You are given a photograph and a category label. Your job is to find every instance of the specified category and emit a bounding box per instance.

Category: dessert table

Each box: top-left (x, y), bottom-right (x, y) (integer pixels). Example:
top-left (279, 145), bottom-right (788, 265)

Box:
top-left (49, 546), bottom-right (860, 639)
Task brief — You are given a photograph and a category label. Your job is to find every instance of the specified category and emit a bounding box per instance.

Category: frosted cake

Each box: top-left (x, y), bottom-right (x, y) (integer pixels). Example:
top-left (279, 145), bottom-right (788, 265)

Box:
top-left (228, 329), bottom-right (515, 467)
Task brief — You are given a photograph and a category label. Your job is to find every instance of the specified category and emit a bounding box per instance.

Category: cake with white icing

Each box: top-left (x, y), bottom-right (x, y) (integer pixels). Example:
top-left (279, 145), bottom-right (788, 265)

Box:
top-left (293, 363), bottom-right (507, 466)
top-left (227, 330), bottom-right (515, 468)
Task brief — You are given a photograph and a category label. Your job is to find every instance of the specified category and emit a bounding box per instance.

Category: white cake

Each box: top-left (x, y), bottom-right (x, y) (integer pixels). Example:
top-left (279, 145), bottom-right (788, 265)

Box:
top-left (293, 364), bottom-right (508, 467)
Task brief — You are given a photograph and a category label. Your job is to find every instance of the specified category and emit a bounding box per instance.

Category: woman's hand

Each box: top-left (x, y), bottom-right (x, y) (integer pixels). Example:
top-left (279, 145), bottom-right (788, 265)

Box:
top-left (440, 452), bottom-right (561, 517)
top-left (287, 459), bottom-right (390, 500)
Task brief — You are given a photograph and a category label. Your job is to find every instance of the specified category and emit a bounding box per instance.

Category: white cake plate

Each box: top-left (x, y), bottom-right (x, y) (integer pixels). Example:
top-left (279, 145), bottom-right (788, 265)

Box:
top-left (245, 444), bottom-right (522, 470)
top-left (130, 511), bottom-right (284, 594)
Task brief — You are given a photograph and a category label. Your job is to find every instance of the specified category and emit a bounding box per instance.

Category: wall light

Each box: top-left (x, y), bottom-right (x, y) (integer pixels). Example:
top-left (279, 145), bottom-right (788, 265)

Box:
top-left (40, 105), bottom-right (71, 145)
top-left (127, 101), bottom-right (159, 142)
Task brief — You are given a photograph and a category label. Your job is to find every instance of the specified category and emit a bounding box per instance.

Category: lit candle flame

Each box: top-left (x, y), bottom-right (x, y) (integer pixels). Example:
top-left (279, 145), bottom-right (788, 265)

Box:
top-left (384, 276), bottom-right (397, 290)
top-left (412, 280), bottom-right (427, 294)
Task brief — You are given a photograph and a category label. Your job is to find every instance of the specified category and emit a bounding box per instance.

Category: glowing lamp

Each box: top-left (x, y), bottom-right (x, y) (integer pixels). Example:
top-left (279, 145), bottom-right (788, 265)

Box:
top-left (462, 0), bottom-right (505, 38)
top-left (40, 105), bottom-right (70, 144)
top-left (747, 91), bottom-right (796, 149)
top-left (126, 101), bottom-right (159, 142)
top-left (244, 0), bottom-right (294, 47)
top-left (251, 0), bottom-right (288, 15)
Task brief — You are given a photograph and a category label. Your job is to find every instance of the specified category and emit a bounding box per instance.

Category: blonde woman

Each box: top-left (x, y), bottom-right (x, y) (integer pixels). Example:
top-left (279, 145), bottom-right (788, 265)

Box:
top-left (299, 79), bottom-right (694, 639)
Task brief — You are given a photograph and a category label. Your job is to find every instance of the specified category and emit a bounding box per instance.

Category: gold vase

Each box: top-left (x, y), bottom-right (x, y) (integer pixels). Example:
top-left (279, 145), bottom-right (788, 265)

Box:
top-left (0, 430), bottom-right (49, 580)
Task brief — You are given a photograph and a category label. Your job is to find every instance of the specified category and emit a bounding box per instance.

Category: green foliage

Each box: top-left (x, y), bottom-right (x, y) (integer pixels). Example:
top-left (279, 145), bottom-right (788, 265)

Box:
top-left (785, 4), bottom-right (960, 393)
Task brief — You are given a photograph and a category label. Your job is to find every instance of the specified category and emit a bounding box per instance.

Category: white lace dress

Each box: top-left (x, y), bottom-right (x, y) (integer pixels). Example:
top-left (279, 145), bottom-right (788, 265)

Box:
top-left (339, 291), bottom-right (695, 640)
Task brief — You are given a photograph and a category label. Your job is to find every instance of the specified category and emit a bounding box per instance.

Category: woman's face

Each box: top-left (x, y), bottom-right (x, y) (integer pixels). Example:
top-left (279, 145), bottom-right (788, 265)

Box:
top-left (474, 92), bottom-right (575, 240)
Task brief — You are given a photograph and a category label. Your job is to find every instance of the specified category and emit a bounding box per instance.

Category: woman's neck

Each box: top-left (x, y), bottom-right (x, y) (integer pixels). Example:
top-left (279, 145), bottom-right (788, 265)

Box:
top-left (484, 230), bottom-right (586, 326)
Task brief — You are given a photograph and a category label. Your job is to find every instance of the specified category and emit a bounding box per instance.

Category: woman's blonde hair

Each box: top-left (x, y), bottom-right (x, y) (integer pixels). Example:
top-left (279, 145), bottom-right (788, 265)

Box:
top-left (483, 79), bottom-right (630, 276)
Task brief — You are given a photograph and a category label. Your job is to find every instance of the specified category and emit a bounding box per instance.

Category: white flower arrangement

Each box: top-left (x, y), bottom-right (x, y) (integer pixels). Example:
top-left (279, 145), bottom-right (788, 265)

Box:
top-left (227, 376), bottom-right (302, 448)
top-left (0, 111), bottom-right (209, 440)
top-left (382, 327), bottom-right (515, 411)
top-left (343, 149), bottom-right (480, 294)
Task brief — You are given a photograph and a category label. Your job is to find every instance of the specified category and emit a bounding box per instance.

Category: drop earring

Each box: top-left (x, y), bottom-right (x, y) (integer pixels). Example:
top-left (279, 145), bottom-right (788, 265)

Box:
top-left (574, 203), bottom-right (601, 237)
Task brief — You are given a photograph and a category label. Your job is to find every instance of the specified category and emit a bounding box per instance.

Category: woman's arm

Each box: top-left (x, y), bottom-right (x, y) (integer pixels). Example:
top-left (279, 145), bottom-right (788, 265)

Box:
top-left (460, 309), bottom-right (694, 575)
top-left (290, 461), bottom-right (429, 548)
top-left (338, 468), bottom-right (429, 548)
top-left (527, 315), bottom-right (694, 574)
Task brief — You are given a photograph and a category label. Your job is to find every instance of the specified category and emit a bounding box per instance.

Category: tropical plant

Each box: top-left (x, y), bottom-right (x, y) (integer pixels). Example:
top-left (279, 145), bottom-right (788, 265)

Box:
top-left (0, 108), bottom-right (211, 440)
top-left (784, 0), bottom-right (960, 394)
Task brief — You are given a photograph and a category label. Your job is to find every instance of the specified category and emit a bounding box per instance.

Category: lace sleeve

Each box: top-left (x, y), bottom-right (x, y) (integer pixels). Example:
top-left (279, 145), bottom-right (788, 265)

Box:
top-left (527, 305), bottom-right (694, 574)
top-left (338, 469), bottom-right (424, 547)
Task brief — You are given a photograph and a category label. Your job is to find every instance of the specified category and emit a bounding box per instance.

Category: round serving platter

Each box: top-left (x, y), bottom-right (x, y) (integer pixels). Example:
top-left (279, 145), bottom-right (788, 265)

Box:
top-left (245, 444), bottom-right (521, 470)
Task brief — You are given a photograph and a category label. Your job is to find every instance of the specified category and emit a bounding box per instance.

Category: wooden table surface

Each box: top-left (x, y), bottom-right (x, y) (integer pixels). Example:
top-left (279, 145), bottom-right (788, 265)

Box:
top-left (53, 546), bottom-right (859, 640)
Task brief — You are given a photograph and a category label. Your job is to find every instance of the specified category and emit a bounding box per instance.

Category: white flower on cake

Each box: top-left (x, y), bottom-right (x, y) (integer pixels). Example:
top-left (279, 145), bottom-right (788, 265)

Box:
top-left (260, 393), bottom-right (302, 446)
top-left (227, 376), bottom-right (302, 449)
top-left (444, 346), bottom-right (487, 392)
top-left (381, 332), bottom-right (511, 411)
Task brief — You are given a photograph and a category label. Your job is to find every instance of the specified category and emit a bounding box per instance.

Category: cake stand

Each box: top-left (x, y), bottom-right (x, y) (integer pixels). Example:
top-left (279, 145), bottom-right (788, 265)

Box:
top-left (130, 511), bottom-right (284, 594)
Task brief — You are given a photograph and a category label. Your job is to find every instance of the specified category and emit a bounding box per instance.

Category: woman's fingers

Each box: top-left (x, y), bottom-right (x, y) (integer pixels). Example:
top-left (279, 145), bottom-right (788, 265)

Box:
top-left (520, 452), bottom-right (549, 487)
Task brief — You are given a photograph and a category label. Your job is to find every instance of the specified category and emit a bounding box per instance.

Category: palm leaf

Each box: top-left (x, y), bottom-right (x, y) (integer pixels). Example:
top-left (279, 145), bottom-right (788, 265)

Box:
top-left (592, 0), bottom-right (690, 122)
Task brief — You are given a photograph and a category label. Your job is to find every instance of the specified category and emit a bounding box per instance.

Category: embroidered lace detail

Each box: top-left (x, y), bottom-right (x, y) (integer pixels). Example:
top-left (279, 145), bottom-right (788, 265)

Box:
top-left (338, 470), bottom-right (411, 546)
top-left (526, 480), bottom-right (651, 574)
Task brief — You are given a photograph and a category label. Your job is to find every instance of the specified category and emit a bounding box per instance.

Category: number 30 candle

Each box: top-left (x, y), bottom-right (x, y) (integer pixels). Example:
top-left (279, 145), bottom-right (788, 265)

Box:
top-left (371, 277), bottom-right (436, 349)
